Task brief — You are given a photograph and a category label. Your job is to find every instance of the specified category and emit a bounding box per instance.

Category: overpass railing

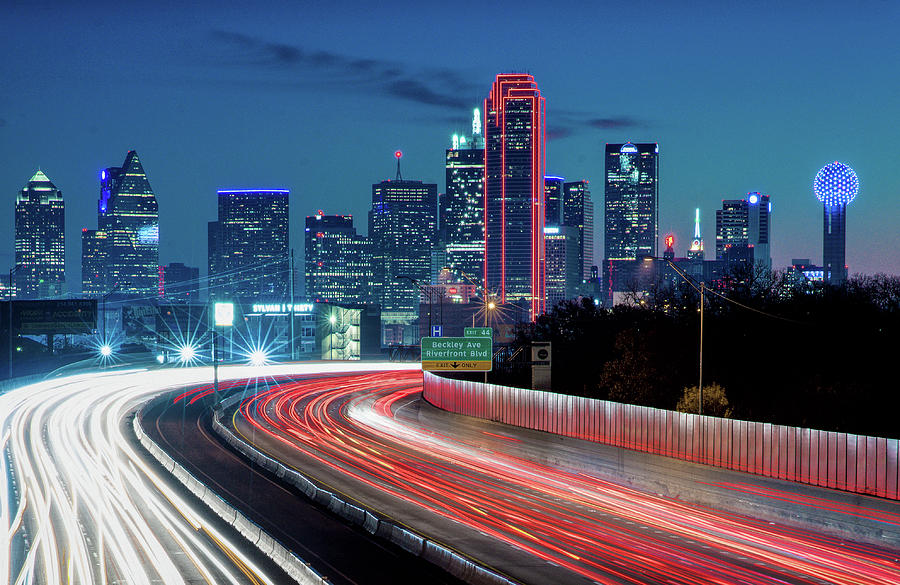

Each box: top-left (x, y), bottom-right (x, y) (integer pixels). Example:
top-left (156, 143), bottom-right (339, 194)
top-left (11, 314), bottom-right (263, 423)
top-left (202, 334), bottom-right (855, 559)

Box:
top-left (422, 372), bottom-right (900, 501)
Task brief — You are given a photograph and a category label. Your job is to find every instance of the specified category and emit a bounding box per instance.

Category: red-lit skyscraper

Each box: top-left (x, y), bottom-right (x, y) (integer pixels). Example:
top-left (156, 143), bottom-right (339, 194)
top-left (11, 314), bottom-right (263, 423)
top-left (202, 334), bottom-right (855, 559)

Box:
top-left (483, 74), bottom-right (546, 320)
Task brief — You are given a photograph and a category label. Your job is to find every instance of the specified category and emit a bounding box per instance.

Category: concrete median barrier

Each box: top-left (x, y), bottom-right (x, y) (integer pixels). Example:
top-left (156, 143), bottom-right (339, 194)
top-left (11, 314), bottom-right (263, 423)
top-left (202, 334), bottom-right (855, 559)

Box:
top-left (210, 388), bottom-right (523, 585)
top-left (134, 401), bottom-right (329, 585)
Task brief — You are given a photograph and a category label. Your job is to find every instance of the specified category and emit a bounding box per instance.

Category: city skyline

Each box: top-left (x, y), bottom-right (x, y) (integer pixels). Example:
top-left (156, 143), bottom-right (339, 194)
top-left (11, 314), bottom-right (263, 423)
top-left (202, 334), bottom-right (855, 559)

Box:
top-left (3, 1), bottom-right (899, 290)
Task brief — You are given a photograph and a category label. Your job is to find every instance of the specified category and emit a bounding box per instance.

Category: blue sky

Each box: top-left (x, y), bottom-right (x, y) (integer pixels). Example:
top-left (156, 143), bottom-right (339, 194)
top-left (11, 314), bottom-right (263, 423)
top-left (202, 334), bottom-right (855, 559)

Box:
top-left (2, 0), bottom-right (898, 291)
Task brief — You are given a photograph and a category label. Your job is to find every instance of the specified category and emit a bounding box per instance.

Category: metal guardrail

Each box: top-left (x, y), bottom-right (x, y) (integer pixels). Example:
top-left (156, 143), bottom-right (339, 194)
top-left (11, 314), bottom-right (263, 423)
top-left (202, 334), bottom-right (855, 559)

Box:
top-left (423, 371), bottom-right (900, 501)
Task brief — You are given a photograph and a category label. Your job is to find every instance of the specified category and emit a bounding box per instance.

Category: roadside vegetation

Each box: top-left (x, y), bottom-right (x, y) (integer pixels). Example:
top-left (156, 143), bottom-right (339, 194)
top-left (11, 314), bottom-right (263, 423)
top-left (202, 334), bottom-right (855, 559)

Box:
top-left (505, 272), bottom-right (900, 439)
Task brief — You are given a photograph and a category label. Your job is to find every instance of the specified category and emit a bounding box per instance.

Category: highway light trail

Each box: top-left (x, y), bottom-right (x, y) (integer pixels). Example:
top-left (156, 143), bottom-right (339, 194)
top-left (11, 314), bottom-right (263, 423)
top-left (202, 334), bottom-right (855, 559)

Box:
top-left (1, 363), bottom-right (414, 584)
top-left (230, 371), bottom-right (900, 585)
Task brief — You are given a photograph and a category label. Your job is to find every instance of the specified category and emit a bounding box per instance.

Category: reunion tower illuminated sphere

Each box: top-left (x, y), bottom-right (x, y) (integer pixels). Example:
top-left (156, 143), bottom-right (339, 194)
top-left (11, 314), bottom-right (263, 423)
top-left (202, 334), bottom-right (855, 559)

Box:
top-left (815, 161), bottom-right (859, 285)
top-left (814, 161), bottom-right (859, 208)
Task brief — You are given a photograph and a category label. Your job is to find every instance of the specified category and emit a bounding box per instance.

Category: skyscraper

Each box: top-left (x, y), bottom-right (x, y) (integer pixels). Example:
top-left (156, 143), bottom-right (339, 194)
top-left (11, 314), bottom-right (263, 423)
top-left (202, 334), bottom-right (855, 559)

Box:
top-left (370, 161), bottom-right (437, 343)
top-left (209, 190), bottom-right (290, 300)
top-left (814, 162), bottom-right (859, 284)
top-left (563, 180), bottom-right (593, 282)
top-left (81, 229), bottom-right (108, 295)
top-left (15, 170), bottom-right (65, 298)
top-left (305, 212), bottom-right (373, 304)
top-left (715, 199), bottom-right (749, 260)
top-left (604, 143), bottom-right (659, 261)
top-left (95, 151), bottom-right (160, 296)
top-left (714, 192), bottom-right (772, 270)
top-left (544, 176), bottom-right (564, 227)
top-left (543, 226), bottom-right (580, 308)
top-left (484, 73), bottom-right (546, 319)
top-left (441, 110), bottom-right (484, 286)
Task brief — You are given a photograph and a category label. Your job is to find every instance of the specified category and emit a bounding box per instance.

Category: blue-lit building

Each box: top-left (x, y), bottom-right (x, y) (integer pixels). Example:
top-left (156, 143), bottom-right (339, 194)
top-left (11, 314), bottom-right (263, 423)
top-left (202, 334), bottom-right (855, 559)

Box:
top-left (208, 189), bottom-right (290, 301)
top-left (82, 151), bottom-right (160, 297)
top-left (544, 226), bottom-right (580, 308)
top-left (544, 176), bottom-right (565, 227)
top-left (814, 162), bottom-right (859, 285)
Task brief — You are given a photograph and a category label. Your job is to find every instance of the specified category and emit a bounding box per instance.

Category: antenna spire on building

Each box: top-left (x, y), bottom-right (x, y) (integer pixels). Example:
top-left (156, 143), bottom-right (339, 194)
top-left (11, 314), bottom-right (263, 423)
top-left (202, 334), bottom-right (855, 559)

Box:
top-left (394, 150), bottom-right (403, 181)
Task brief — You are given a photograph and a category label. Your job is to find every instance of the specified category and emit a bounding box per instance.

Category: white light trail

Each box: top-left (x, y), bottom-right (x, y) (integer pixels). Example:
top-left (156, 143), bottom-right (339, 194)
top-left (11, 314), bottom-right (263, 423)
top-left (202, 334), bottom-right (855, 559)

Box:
top-left (1, 361), bottom-right (418, 584)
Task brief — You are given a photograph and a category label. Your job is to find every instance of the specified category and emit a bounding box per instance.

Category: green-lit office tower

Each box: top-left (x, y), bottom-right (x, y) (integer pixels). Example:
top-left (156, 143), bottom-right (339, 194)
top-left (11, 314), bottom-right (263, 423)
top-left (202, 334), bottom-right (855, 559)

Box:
top-left (604, 143), bottom-right (658, 261)
top-left (15, 170), bottom-right (65, 298)
top-left (441, 109), bottom-right (485, 286)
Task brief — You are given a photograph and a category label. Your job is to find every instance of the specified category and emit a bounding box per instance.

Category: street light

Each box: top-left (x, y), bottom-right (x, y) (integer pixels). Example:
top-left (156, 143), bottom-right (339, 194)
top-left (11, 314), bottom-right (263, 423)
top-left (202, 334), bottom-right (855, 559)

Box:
top-left (212, 301), bottom-right (234, 405)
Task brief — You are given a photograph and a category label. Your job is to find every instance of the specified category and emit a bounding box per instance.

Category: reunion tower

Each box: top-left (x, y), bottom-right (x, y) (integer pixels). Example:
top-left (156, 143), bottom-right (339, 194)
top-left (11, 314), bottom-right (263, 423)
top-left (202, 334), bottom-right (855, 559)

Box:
top-left (814, 161), bottom-right (859, 284)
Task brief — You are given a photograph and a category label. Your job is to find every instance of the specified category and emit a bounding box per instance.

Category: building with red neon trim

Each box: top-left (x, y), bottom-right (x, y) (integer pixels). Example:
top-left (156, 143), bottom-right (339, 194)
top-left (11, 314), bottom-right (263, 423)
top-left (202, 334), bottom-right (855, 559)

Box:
top-left (483, 74), bottom-right (546, 320)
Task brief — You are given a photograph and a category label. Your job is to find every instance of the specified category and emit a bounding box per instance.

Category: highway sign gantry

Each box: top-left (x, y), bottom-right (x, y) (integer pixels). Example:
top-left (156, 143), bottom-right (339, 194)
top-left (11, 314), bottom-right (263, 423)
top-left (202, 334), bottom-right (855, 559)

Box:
top-left (421, 336), bottom-right (492, 371)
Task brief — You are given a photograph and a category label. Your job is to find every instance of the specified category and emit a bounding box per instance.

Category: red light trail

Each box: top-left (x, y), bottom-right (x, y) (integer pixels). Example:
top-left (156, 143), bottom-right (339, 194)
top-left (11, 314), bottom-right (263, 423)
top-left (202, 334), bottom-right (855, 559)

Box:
top-left (208, 371), bottom-right (900, 585)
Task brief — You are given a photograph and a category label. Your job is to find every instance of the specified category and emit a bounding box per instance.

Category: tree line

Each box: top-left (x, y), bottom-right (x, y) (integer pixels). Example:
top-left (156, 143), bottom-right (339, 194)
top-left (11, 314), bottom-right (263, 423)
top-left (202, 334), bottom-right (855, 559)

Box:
top-left (505, 271), bottom-right (900, 439)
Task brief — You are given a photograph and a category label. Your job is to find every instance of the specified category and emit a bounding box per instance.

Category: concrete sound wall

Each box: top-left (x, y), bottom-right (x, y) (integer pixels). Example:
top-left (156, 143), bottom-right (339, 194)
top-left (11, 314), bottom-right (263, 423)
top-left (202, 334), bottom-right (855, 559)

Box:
top-left (422, 372), bottom-right (900, 501)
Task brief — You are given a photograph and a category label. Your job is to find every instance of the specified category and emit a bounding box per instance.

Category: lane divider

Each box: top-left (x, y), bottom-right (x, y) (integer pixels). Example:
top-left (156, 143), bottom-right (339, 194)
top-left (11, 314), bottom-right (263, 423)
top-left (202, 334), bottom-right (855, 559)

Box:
top-left (211, 393), bottom-right (519, 585)
top-left (132, 394), bottom-right (329, 585)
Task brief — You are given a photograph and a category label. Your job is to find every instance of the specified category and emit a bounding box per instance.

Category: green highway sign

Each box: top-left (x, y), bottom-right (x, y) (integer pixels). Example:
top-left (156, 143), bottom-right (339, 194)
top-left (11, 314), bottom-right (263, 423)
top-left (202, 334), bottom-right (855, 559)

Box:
top-left (464, 327), bottom-right (492, 338)
top-left (421, 336), bottom-right (492, 371)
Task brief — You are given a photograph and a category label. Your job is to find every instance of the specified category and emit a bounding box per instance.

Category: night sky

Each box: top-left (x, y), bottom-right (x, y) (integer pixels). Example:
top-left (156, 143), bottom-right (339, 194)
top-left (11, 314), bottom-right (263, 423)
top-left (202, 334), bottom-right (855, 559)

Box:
top-left (2, 0), bottom-right (898, 293)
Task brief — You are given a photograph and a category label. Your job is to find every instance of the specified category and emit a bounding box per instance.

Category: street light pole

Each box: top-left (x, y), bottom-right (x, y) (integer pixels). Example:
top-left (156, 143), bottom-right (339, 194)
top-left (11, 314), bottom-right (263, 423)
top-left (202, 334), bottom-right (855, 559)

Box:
top-left (699, 281), bottom-right (704, 416)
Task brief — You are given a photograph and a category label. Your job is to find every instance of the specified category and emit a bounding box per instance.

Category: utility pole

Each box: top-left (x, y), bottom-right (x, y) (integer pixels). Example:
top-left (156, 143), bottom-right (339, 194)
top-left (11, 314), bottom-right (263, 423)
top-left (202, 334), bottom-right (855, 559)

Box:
top-left (289, 249), bottom-right (296, 360)
top-left (699, 281), bottom-right (704, 416)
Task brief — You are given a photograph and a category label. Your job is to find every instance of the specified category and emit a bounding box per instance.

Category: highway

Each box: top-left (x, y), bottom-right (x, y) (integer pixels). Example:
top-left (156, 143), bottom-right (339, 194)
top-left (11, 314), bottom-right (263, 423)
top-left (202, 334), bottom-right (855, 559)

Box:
top-left (226, 370), bottom-right (900, 585)
top-left (1, 362), bottom-right (432, 585)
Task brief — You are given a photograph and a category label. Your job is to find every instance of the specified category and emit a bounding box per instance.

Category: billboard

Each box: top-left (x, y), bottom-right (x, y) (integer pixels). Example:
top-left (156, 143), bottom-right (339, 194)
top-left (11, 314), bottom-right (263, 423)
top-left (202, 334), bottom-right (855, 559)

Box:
top-left (13, 299), bottom-right (98, 335)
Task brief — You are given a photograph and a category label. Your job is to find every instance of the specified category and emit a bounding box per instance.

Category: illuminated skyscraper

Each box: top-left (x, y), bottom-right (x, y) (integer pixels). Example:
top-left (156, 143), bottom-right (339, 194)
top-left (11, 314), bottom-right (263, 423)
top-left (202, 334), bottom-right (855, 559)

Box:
top-left (441, 110), bottom-right (484, 285)
top-left (82, 150), bottom-right (160, 296)
top-left (483, 73), bottom-right (546, 319)
top-left (601, 143), bottom-right (658, 305)
top-left (210, 189), bottom-right (290, 300)
top-left (715, 192), bottom-right (771, 270)
top-left (563, 180), bottom-right (593, 282)
top-left (814, 162), bottom-right (858, 284)
top-left (305, 212), bottom-right (373, 304)
top-left (81, 229), bottom-right (108, 295)
top-left (15, 170), bottom-right (65, 298)
top-left (370, 158), bottom-right (438, 343)
top-left (544, 176), bottom-right (564, 227)
top-left (604, 143), bottom-right (658, 261)
top-left (543, 226), bottom-right (580, 308)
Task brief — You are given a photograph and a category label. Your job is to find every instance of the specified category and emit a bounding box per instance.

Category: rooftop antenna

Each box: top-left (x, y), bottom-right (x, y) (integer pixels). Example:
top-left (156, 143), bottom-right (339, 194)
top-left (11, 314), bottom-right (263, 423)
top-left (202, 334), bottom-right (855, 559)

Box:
top-left (394, 150), bottom-right (403, 181)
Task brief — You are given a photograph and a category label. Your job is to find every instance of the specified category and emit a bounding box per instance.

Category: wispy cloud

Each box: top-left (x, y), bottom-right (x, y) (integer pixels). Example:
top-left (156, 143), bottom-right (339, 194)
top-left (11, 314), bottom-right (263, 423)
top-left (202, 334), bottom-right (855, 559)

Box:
top-left (207, 30), bottom-right (476, 110)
